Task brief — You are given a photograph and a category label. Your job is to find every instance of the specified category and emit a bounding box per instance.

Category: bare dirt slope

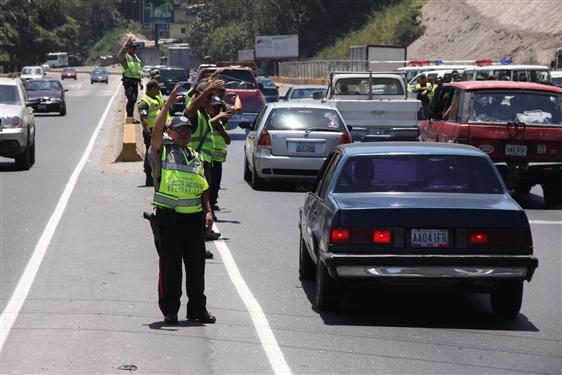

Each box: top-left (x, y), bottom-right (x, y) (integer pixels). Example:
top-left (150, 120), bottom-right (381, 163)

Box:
top-left (408, 0), bottom-right (562, 65)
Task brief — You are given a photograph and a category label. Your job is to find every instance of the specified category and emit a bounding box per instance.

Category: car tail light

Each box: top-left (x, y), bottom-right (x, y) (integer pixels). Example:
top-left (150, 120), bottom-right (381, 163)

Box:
top-left (340, 132), bottom-right (352, 144)
top-left (470, 232), bottom-right (488, 245)
top-left (373, 229), bottom-right (392, 244)
top-left (257, 128), bottom-right (271, 147)
top-left (330, 228), bottom-right (349, 243)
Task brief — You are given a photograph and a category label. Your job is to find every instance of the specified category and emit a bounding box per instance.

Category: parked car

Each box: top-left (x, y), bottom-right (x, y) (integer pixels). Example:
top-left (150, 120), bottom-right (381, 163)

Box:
top-left (20, 66), bottom-right (45, 82)
top-left (90, 67), bottom-right (109, 84)
top-left (419, 80), bottom-right (562, 206)
top-left (0, 77), bottom-right (38, 169)
top-left (194, 67), bottom-right (266, 129)
top-left (299, 142), bottom-right (538, 317)
top-left (61, 67), bottom-right (77, 80)
top-left (241, 102), bottom-right (352, 189)
top-left (281, 85), bottom-right (327, 101)
top-left (159, 67), bottom-right (189, 95)
top-left (24, 79), bottom-right (68, 116)
top-left (169, 81), bottom-right (192, 115)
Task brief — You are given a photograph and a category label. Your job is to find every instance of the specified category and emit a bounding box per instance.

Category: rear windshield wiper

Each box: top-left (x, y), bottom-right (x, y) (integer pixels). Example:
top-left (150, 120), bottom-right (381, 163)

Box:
top-left (304, 127), bottom-right (341, 133)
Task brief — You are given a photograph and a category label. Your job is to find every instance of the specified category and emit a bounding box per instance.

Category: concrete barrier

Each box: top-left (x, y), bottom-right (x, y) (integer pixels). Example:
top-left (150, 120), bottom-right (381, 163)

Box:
top-left (114, 114), bottom-right (144, 162)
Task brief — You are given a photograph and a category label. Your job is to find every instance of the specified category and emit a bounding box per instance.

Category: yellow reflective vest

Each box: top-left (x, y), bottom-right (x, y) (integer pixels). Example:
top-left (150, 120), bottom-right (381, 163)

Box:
top-left (137, 95), bottom-right (160, 128)
top-left (152, 142), bottom-right (208, 214)
top-left (188, 110), bottom-right (214, 164)
top-left (121, 54), bottom-right (142, 80)
top-left (212, 119), bottom-right (228, 163)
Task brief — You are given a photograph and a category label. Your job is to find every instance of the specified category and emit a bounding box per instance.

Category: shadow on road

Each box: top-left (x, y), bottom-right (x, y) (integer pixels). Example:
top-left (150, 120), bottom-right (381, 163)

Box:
top-left (0, 161), bottom-right (18, 172)
top-left (511, 191), bottom-right (561, 210)
top-left (146, 320), bottom-right (204, 330)
top-left (300, 280), bottom-right (539, 332)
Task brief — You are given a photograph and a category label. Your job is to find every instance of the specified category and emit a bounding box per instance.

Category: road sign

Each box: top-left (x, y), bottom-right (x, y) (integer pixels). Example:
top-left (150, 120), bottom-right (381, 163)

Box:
top-left (142, 0), bottom-right (174, 24)
top-left (255, 35), bottom-right (298, 60)
top-left (238, 50), bottom-right (254, 62)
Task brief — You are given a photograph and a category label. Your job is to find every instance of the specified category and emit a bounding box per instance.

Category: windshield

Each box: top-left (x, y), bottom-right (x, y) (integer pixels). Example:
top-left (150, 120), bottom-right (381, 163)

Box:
top-left (22, 67), bottom-right (41, 75)
top-left (334, 78), bottom-right (404, 96)
top-left (63, 68), bottom-right (74, 72)
top-left (26, 80), bottom-right (61, 91)
top-left (0, 85), bottom-right (21, 105)
top-left (92, 69), bottom-right (106, 74)
top-left (160, 69), bottom-right (188, 81)
top-left (468, 91), bottom-right (562, 125)
top-left (265, 107), bottom-right (345, 131)
top-left (290, 88), bottom-right (326, 99)
top-left (474, 69), bottom-right (551, 83)
top-left (335, 155), bottom-right (503, 194)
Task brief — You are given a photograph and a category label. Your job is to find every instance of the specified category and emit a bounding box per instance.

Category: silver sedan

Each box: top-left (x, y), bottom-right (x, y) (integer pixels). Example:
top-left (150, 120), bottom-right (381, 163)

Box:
top-left (241, 102), bottom-right (351, 189)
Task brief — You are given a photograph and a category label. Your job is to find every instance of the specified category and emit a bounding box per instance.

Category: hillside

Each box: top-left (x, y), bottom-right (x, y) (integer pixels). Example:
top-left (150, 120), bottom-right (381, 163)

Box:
top-left (407, 0), bottom-right (562, 65)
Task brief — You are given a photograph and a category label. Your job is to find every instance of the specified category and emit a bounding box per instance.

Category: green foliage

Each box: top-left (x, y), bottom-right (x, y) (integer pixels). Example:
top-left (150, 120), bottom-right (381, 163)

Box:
top-left (314, 0), bottom-right (426, 59)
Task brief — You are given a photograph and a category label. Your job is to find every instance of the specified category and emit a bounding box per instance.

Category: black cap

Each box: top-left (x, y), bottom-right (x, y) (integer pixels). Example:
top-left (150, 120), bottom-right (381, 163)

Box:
top-left (209, 95), bottom-right (222, 106)
top-left (168, 116), bottom-right (194, 130)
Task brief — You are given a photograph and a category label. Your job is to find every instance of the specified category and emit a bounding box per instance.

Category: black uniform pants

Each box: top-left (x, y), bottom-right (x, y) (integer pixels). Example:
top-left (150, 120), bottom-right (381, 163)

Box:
top-left (122, 78), bottom-right (139, 117)
top-left (211, 161), bottom-right (223, 206)
top-left (156, 209), bottom-right (207, 317)
top-left (143, 131), bottom-right (152, 177)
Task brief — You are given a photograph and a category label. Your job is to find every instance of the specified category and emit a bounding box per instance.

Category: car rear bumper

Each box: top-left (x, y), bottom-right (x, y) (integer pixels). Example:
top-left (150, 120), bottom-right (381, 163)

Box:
top-left (255, 151), bottom-right (324, 180)
top-left (350, 126), bottom-right (419, 142)
top-left (320, 253), bottom-right (538, 282)
top-left (91, 77), bottom-right (107, 82)
top-left (0, 128), bottom-right (27, 156)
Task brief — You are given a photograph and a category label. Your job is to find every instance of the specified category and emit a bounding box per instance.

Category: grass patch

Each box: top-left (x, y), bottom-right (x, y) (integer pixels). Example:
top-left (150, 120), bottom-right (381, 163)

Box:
top-left (314, 0), bottom-right (426, 59)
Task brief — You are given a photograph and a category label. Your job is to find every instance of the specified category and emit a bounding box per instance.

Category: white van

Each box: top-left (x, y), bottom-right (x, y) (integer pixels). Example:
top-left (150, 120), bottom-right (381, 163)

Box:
top-left (396, 65), bottom-right (472, 83)
top-left (461, 65), bottom-right (551, 84)
top-left (20, 66), bottom-right (45, 82)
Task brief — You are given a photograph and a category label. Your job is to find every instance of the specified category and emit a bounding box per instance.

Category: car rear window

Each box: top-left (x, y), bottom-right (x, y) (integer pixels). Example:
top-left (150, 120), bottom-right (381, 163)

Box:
top-left (335, 155), bottom-right (503, 194)
top-left (0, 85), bottom-right (21, 105)
top-left (468, 91), bottom-right (562, 125)
top-left (22, 67), bottom-right (41, 75)
top-left (265, 108), bottom-right (345, 132)
top-left (290, 88), bottom-right (326, 99)
top-left (161, 69), bottom-right (188, 81)
top-left (200, 69), bottom-right (257, 89)
top-left (26, 81), bottom-right (61, 91)
top-left (335, 78), bottom-right (404, 96)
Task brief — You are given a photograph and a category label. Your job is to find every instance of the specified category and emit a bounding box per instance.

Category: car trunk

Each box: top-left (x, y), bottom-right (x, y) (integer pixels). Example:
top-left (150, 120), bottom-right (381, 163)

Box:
top-left (225, 89), bottom-right (264, 113)
top-left (268, 130), bottom-right (342, 157)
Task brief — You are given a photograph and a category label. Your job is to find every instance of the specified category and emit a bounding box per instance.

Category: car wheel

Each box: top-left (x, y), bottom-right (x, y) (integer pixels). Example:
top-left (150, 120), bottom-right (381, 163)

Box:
top-left (15, 142), bottom-right (32, 170)
top-left (315, 258), bottom-right (342, 311)
top-left (490, 280), bottom-right (523, 318)
top-left (74, 77), bottom-right (77, 80)
top-left (251, 163), bottom-right (266, 190)
top-left (515, 183), bottom-right (532, 194)
top-left (105, 80), bottom-right (108, 84)
top-left (243, 156), bottom-right (251, 182)
top-left (91, 81), bottom-right (93, 84)
top-left (59, 103), bottom-right (66, 116)
top-left (542, 180), bottom-right (562, 207)
top-left (299, 232), bottom-right (315, 280)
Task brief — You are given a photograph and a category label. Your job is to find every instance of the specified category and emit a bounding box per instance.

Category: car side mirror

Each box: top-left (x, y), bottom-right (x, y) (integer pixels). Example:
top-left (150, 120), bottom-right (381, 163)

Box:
top-left (346, 125), bottom-right (353, 131)
top-left (63, 89), bottom-right (69, 92)
top-left (312, 92), bottom-right (322, 100)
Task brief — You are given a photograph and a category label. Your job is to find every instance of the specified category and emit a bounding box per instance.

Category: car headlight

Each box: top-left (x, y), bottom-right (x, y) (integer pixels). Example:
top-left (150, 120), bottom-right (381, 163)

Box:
top-left (1, 116), bottom-right (23, 128)
top-left (49, 97), bottom-right (62, 102)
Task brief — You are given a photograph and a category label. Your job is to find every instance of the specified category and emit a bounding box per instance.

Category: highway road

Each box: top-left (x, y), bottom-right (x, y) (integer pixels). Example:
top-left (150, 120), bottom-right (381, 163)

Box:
top-left (0, 74), bottom-right (561, 374)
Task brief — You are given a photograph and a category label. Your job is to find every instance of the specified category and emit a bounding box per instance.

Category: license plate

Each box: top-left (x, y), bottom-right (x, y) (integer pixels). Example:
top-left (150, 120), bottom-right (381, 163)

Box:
top-left (296, 142), bottom-right (315, 152)
top-left (505, 144), bottom-right (527, 156)
top-left (37, 104), bottom-right (46, 109)
top-left (411, 229), bottom-right (449, 248)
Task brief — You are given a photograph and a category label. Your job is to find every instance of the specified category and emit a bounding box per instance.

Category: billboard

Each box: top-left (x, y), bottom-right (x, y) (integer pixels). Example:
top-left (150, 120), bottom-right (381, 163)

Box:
top-left (255, 35), bottom-right (298, 60)
top-left (142, 0), bottom-right (174, 24)
top-left (238, 49), bottom-right (254, 62)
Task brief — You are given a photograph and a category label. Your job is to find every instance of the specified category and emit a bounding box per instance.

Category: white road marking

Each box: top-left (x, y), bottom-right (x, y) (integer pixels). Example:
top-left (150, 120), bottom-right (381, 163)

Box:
top-left (0, 86), bottom-right (121, 351)
top-left (212, 223), bottom-right (292, 375)
top-left (529, 220), bottom-right (562, 225)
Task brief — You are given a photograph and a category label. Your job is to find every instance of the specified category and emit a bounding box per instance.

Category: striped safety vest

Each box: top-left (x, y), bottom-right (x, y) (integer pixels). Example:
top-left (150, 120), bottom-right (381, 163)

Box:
top-left (152, 141), bottom-right (208, 214)
top-left (188, 110), bottom-right (214, 164)
top-left (212, 119), bottom-right (228, 163)
top-left (121, 54), bottom-right (142, 80)
top-left (137, 95), bottom-right (160, 128)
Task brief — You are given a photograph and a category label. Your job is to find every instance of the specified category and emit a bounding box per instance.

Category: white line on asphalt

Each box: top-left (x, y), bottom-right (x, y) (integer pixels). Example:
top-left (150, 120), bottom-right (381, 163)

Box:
top-left (212, 223), bottom-right (292, 375)
top-left (529, 220), bottom-right (562, 225)
top-left (0, 86), bottom-right (121, 352)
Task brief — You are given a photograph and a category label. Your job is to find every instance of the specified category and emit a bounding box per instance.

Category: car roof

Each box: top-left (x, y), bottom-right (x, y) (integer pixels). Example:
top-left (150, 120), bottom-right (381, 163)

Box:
top-left (551, 71), bottom-right (562, 78)
top-left (0, 77), bottom-right (19, 86)
top-left (267, 101), bottom-right (336, 110)
top-left (442, 81), bottom-right (562, 93)
top-left (337, 142), bottom-right (487, 157)
top-left (289, 85), bottom-right (326, 89)
top-left (464, 65), bottom-right (549, 71)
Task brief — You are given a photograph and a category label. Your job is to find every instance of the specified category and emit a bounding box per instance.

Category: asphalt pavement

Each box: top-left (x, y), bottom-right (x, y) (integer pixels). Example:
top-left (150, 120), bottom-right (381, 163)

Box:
top-left (0, 76), bottom-right (560, 374)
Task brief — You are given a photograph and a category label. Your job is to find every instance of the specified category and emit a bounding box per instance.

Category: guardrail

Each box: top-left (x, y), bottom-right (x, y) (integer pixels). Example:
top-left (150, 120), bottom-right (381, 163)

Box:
top-left (278, 60), bottom-right (369, 79)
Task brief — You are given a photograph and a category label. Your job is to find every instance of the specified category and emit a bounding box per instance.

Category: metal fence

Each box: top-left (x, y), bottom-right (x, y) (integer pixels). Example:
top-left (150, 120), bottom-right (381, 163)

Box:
top-left (278, 60), bottom-right (369, 79)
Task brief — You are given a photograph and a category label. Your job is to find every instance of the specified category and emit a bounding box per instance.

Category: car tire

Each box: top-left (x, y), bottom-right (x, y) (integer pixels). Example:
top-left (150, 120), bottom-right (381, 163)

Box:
top-left (15, 142), bottom-right (32, 171)
top-left (59, 103), bottom-right (66, 116)
top-left (105, 80), bottom-right (108, 84)
top-left (74, 77), bottom-right (77, 80)
top-left (29, 139), bottom-right (36, 165)
top-left (299, 233), bottom-right (315, 280)
top-left (515, 183), bottom-right (532, 194)
top-left (243, 156), bottom-right (251, 182)
top-left (315, 259), bottom-right (342, 311)
top-left (542, 180), bottom-right (562, 207)
top-left (490, 280), bottom-right (523, 318)
top-left (91, 81), bottom-right (93, 84)
top-left (251, 163), bottom-right (266, 190)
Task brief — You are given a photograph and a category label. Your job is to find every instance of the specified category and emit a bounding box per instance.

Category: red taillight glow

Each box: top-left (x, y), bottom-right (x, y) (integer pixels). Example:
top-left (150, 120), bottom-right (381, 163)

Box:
top-left (373, 229), bottom-right (391, 244)
top-left (257, 129), bottom-right (271, 146)
top-left (340, 132), bottom-right (351, 144)
top-left (330, 228), bottom-right (349, 242)
top-left (470, 232), bottom-right (488, 244)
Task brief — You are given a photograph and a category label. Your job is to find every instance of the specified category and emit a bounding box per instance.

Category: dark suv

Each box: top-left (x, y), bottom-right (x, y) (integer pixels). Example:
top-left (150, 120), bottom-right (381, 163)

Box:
top-left (159, 67), bottom-right (189, 95)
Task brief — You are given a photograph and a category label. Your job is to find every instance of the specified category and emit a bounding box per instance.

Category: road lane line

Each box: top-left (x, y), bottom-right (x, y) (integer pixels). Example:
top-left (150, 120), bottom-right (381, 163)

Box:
top-left (0, 86), bottom-right (121, 351)
top-left (212, 223), bottom-right (292, 375)
top-left (529, 220), bottom-right (562, 225)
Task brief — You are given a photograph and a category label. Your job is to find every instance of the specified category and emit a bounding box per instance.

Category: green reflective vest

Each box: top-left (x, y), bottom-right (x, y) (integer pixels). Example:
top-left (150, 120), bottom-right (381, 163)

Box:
top-left (121, 54), bottom-right (142, 80)
top-left (415, 82), bottom-right (434, 99)
top-left (212, 119), bottom-right (228, 163)
top-left (188, 110), bottom-right (214, 164)
top-left (137, 95), bottom-right (160, 128)
top-left (152, 142), bottom-right (208, 214)
top-left (184, 87), bottom-right (195, 110)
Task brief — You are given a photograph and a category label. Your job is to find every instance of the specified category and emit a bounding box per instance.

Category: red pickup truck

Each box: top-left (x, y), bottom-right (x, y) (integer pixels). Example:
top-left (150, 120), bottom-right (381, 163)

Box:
top-left (419, 81), bottom-right (562, 206)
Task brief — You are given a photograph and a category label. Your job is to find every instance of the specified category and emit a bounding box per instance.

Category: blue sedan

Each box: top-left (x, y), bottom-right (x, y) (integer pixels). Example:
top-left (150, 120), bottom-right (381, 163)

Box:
top-left (299, 142), bottom-right (538, 317)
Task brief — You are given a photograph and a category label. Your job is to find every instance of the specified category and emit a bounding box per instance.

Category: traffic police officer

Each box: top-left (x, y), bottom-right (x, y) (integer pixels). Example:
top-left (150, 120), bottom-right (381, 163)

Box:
top-left (118, 36), bottom-right (143, 120)
top-left (148, 85), bottom-right (216, 325)
top-left (207, 96), bottom-right (231, 211)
